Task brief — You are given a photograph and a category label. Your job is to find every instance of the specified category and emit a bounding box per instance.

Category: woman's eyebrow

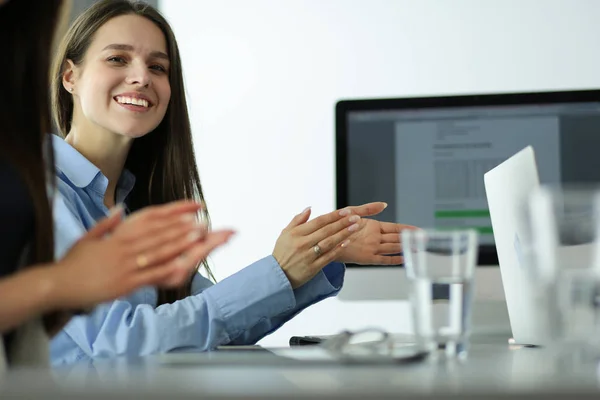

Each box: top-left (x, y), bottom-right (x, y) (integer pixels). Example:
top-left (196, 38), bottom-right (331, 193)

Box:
top-left (102, 43), bottom-right (169, 61)
top-left (149, 51), bottom-right (169, 61)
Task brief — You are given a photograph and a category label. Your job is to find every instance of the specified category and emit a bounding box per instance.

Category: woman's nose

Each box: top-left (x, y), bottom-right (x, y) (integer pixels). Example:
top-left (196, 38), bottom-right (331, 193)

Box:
top-left (125, 64), bottom-right (151, 88)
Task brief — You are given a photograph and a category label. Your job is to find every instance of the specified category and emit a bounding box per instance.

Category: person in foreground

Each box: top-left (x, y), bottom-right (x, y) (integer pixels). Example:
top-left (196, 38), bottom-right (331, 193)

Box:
top-left (49, 0), bottom-right (413, 365)
top-left (0, 0), bottom-right (234, 370)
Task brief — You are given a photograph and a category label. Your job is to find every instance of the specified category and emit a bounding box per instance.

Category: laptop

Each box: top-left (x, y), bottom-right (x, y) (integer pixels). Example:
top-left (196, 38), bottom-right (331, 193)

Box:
top-left (484, 146), bottom-right (552, 346)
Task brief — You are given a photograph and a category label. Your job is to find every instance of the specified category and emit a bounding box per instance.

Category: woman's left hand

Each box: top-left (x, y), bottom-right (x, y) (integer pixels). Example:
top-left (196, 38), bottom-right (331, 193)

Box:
top-left (335, 202), bottom-right (416, 265)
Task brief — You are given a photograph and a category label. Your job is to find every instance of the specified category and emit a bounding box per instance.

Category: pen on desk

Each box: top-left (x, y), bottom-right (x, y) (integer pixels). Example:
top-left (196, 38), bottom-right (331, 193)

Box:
top-left (289, 336), bottom-right (324, 346)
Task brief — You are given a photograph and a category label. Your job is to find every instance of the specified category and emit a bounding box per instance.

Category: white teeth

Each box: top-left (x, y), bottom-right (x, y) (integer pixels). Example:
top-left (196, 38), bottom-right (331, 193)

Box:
top-left (116, 96), bottom-right (150, 108)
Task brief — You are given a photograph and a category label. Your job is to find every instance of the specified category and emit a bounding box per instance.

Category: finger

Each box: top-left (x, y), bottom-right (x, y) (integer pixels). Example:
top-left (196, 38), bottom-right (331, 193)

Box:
top-left (381, 222), bottom-right (418, 234)
top-left (127, 220), bottom-right (208, 255)
top-left (295, 207), bottom-right (352, 236)
top-left (84, 206), bottom-right (124, 240)
top-left (305, 215), bottom-right (361, 250)
top-left (174, 230), bottom-right (235, 270)
top-left (378, 243), bottom-right (402, 255)
top-left (347, 202), bottom-right (387, 218)
top-left (155, 267), bottom-right (195, 288)
top-left (130, 262), bottom-right (187, 289)
top-left (152, 261), bottom-right (199, 288)
top-left (132, 228), bottom-right (225, 269)
top-left (130, 230), bottom-right (235, 288)
top-left (150, 200), bottom-right (204, 217)
top-left (312, 238), bottom-right (352, 270)
top-left (382, 233), bottom-right (401, 244)
top-left (127, 201), bottom-right (202, 225)
top-left (115, 207), bottom-right (201, 244)
top-left (284, 207), bottom-right (312, 230)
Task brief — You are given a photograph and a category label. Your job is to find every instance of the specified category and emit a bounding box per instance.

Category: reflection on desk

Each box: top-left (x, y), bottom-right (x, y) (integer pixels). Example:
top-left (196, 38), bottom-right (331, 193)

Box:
top-left (1, 335), bottom-right (600, 399)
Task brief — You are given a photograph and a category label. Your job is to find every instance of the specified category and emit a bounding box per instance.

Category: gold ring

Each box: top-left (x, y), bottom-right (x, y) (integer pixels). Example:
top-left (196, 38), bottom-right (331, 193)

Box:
top-left (136, 254), bottom-right (149, 268)
top-left (313, 245), bottom-right (322, 256)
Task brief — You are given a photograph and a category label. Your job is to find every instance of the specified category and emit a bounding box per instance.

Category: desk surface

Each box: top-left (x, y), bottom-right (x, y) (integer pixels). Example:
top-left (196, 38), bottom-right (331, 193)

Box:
top-left (1, 334), bottom-right (600, 399)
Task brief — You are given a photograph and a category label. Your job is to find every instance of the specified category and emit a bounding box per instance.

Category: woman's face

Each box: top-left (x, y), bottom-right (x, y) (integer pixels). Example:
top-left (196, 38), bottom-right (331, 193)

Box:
top-left (68, 14), bottom-right (171, 138)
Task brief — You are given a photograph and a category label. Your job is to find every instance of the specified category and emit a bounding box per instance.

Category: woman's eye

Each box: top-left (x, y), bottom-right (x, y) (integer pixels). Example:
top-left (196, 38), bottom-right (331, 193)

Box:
top-left (150, 64), bottom-right (167, 73)
top-left (107, 56), bottom-right (126, 64)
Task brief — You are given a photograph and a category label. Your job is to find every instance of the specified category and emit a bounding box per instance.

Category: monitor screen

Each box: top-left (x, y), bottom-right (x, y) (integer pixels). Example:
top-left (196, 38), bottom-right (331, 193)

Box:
top-left (336, 90), bottom-right (600, 266)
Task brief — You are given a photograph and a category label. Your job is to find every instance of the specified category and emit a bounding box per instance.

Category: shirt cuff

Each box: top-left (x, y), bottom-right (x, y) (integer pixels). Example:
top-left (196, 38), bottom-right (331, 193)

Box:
top-left (203, 255), bottom-right (296, 340)
top-left (292, 262), bottom-right (346, 305)
top-left (321, 262), bottom-right (345, 291)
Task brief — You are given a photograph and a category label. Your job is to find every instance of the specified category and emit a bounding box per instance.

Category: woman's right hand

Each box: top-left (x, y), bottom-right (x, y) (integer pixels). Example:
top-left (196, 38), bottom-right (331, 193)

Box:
top-left (50, 201), bottom-right (234, 310)
top-left (272, 207), bottom-right (363, 289)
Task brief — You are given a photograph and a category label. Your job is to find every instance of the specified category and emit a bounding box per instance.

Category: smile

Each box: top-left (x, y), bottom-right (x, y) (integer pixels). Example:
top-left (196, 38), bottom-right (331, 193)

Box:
top-left (114, 95), bottom-right (153, 112)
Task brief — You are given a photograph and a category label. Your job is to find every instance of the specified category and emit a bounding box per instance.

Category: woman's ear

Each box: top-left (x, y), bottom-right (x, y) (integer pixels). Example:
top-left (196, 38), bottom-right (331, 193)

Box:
top-left (62, 59), bottom-right (77, 93)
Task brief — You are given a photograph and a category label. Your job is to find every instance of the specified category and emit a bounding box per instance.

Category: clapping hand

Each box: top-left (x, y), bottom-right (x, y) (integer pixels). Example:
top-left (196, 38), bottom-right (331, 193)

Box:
top-left (334, 202), bottom-right (416, 265)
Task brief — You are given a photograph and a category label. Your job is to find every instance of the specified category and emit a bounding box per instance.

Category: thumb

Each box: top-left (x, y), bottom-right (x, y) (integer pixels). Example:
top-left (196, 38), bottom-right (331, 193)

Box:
top-left (85, 205), bottom-right (124, 240)
top-left (285, 206), bottom-right (312, 230)
top-left (350, 202), bottom-right (387, 217)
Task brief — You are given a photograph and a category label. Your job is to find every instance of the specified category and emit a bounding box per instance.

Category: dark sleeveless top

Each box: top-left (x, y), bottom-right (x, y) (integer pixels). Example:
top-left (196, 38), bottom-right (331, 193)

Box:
top-left (0, 157), bottom-right (35, 358)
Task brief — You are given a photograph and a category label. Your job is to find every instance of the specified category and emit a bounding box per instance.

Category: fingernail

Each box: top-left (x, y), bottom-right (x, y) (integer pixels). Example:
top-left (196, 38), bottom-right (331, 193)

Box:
top-left (301, 206), bottom-right (311, 214)
top-left (226, 231), bottom-right (236, 240)
top-left (175, 253), bottom-right (189, 269)
top-left (187, 231), bottom-right (202, 242)
top-left (339, 208), bottom-right (351, 216)
top-left (383, 202), bottom-right (388, 209)
top-left (349, 215), bottom-right (360, 223)
top-left (348, 223), bottom-right (359, 232)
top-left (341, 239), bottom-right (351, 248)
top-left (108, 204), bottom-right (124, 217)
top-left (181, 213), bottom-right (197, 223)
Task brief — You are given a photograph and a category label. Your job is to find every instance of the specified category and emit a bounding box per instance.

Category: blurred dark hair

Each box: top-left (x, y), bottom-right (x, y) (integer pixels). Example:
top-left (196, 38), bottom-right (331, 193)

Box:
top-left (51, 0), bottom-right (213, 306)
top-left (0, 0), bottom-right (71, 334)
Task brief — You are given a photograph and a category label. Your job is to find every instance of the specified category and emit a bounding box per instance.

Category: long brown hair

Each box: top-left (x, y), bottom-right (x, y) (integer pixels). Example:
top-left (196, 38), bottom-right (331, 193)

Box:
top-left (1, 0), bottom-right (71, 333)
top-left (51, 0), bottom-right (213, 305)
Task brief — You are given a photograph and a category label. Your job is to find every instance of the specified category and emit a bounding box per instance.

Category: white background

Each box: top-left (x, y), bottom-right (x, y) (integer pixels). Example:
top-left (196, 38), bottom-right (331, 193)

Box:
top-left (160, 0), bottom-right (600, 346)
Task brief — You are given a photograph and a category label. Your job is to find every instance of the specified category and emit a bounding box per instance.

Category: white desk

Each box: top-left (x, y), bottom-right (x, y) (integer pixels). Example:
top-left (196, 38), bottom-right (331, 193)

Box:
top-left (1, 334), bottom-right (599, 399)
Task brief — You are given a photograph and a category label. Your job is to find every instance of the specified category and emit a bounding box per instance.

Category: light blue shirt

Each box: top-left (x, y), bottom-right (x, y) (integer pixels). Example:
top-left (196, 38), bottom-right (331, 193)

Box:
top-left (49, 135), bottom-right (345, 365)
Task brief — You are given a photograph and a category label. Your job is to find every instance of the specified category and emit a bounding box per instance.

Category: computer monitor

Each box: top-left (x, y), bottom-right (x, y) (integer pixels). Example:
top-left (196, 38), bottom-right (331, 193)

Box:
top-left (336, 89), bottom-right (600, 305)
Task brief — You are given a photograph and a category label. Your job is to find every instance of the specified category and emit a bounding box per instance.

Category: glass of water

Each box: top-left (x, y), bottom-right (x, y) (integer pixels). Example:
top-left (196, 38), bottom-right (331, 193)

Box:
top-left (524, 186), bottom-right (600, 351)
top-left (402, 229), bottom-right (478, 358)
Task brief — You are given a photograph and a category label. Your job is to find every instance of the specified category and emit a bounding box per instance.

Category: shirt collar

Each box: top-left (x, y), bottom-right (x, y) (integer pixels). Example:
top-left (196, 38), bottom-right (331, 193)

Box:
top-left (52, 134), bottom-right (101, 188)
top-left (51, 134), bottom-right (136, 202)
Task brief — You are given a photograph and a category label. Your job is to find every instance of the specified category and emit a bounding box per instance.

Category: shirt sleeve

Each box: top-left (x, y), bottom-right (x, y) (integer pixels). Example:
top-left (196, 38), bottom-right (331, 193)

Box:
top-left (50, 256), bottom-right (298, 363)
top-left (192, 259), bottom-right (345, 345)
top-left (50, 191), bottom-right (345, 363)
top-left (227, 260), bottom-right (345, 345)
top-left (51, 255), bottom-right (343, 363)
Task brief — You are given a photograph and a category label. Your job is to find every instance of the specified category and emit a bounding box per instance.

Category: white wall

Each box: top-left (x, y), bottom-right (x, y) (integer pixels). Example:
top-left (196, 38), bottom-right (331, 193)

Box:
top-left (160, 0), bottom-right (600, 346)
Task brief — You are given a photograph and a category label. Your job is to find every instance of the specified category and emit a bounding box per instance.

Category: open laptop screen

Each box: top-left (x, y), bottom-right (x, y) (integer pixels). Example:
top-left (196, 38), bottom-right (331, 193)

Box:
top-left (336, 90), bottom-right (600, 265)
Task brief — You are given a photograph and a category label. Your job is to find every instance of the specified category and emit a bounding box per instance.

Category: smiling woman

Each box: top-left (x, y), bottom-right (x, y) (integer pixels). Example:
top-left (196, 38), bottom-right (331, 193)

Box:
top-left (47, 0), bottom-right (412, 366)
